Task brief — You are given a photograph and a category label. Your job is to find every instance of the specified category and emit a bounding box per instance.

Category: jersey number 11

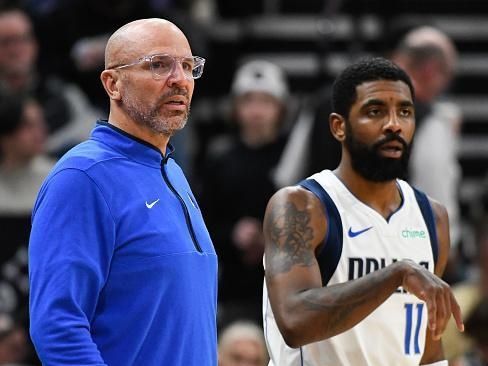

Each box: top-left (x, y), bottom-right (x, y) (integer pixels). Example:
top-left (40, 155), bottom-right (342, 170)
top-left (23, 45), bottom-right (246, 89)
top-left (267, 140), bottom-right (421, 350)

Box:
top-left (404, 303), bottom-right (424, 355)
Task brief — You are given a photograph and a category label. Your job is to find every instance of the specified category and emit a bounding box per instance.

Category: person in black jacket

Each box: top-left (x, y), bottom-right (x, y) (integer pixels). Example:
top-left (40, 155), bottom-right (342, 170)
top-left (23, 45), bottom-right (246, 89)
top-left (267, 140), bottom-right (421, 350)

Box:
top-left (199, 59), bottom-right (290, 328)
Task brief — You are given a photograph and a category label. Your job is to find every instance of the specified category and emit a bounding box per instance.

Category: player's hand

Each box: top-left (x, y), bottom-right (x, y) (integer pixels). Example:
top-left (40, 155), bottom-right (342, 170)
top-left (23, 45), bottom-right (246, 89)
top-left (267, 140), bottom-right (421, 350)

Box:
top-left (400, 260), bottom-right (464, 340)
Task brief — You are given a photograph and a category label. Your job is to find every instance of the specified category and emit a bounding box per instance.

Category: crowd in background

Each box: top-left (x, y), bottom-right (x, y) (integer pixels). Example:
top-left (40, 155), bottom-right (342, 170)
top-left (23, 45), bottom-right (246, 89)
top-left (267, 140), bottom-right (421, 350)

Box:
top-left (0, 0), bottom-right (486, 365)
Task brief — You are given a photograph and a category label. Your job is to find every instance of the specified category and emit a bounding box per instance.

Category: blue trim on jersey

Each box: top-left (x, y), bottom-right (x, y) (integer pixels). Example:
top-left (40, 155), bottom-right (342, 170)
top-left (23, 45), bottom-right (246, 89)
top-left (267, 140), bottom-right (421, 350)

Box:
top-left (300, 347), bottom-right (304, 366)
top-left (299, 179), bottom-right (343, 286)
top-left (386, 182), bottom-right (405, 222)
top-left (412, 187), bottom-right (439, 266)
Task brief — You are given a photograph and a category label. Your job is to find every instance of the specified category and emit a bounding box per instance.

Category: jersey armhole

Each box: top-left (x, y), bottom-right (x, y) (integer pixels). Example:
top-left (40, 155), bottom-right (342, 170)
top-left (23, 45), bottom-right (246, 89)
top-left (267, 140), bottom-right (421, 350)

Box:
top-left (412, 187), bottom-right (439, 267)
top-left (298, 179), bottom-right (343, 286)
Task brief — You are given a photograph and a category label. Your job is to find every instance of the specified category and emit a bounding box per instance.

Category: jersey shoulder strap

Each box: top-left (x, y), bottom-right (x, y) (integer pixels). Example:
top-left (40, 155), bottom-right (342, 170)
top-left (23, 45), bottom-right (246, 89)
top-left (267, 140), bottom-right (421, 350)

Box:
top-left (412, 187), bottom-right (439, 266)
top-left (298, 178), bottom-right (343, 285)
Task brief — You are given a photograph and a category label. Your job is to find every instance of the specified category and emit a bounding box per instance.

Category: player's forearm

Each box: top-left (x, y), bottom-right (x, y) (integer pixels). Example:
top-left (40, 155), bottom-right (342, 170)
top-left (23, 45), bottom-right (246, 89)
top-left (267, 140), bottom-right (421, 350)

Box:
top-left (275, 261), bottom-right (406, 347)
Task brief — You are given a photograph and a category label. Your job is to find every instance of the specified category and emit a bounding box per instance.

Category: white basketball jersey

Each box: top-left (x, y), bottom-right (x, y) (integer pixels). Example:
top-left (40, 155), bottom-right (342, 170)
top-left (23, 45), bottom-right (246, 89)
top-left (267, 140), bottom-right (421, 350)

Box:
top-left (263, 170), bottom-right (437, 366)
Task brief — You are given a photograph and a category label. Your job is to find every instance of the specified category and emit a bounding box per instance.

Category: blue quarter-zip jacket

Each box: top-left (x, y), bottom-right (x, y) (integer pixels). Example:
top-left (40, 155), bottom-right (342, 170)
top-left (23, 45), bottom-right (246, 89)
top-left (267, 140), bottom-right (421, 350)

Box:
top-left (29, 121), bottom-right (218, 365)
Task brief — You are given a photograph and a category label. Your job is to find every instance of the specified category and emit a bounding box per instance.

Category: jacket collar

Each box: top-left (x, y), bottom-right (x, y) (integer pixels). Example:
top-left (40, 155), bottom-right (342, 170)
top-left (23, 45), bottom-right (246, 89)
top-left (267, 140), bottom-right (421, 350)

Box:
top-left (91, 120), bottom-right (175, 168)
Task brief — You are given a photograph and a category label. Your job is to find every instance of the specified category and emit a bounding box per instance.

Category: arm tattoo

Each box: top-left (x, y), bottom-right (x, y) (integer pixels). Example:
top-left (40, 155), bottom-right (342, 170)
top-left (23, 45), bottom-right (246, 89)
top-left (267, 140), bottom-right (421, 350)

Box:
top-left (267, 201), bottom-right (315, 274)
top-left (301, 273), bottom-right (390, 335)
top-left (301, 286), bottom-right (367, 335)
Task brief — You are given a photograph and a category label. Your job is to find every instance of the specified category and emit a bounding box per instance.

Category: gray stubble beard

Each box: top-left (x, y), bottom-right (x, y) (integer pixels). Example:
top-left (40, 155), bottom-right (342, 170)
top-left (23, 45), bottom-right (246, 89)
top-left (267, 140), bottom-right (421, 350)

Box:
top-left (121, 92), bottom-right (190, 136)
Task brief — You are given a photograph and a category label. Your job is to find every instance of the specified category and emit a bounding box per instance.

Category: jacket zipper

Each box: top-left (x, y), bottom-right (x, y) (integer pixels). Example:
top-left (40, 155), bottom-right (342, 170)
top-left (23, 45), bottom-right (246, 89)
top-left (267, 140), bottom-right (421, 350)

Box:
top-left (161, 162), bottom-right (203, 253)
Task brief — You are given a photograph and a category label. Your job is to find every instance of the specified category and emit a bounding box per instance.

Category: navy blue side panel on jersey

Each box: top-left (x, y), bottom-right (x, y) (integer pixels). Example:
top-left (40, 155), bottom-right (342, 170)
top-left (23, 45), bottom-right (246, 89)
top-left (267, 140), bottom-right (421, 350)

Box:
top-left (413, 187), bottom-right (439, 266)
top-left (299, 179), bottom-right (343, 286)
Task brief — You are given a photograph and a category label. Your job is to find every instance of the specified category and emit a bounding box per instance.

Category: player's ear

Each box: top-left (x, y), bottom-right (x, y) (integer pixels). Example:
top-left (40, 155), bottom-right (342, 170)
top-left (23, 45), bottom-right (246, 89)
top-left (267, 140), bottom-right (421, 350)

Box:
top-left (100, 69), bottom-right (122, 101)
top-left (330, 113), bottom-right (346, 142)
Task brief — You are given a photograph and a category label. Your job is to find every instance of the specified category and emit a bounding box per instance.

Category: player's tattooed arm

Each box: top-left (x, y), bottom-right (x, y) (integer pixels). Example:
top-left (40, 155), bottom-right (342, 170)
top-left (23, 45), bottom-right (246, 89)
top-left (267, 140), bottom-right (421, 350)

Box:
top-left (264, 186), bottom-right (460, 348)
top-left (264, 199), bottom-right (316, 275)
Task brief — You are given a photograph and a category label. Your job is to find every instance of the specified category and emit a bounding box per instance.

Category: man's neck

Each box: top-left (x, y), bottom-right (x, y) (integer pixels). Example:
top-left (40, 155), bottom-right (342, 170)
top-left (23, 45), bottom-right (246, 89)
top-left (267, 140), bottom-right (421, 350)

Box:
top-left (334, 165), bottom-right (403, 219)
top-left (107, 114), bottom-right (170, 155)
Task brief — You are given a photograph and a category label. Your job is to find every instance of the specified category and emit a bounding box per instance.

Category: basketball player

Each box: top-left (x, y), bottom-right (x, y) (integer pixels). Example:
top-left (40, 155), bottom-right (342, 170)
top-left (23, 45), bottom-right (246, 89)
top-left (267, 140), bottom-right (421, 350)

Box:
top-left (262, 57), bottom-right (464, 366)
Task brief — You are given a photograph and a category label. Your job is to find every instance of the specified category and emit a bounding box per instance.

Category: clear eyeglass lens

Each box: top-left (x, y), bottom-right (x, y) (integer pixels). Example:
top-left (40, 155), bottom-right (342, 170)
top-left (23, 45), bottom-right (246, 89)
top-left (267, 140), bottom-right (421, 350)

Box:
top-left (149, 55), bottom-right (204, 79)
top-left (192, 61), bottom-right (205, 79)
top-left (149, 55), bottom-right (174, 77)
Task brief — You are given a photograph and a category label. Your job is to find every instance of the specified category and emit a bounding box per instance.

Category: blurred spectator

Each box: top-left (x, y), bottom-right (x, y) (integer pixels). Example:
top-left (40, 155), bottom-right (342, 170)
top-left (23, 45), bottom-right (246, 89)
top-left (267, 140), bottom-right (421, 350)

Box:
top-left (218, 321), bottom-right (268, 366)
top-left (198, 60), bottom-right (289, 327)
top-left (0, 5), bottom-right (99, 157)
top-left (0, 94), bottom-right (48, 366)
top-left (0, 96), bottom-right (52, 215)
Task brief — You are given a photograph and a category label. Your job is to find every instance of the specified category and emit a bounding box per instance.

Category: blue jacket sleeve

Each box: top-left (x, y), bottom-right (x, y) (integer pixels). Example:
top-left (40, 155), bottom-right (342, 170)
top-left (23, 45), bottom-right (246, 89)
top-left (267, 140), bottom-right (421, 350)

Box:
top-left (29, 168), bottom-right (115, 365)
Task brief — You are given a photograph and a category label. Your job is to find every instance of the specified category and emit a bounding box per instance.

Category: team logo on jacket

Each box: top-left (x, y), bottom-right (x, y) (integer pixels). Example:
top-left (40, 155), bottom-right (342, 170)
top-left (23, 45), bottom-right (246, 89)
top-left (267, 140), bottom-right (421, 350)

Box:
top-left (145, 199), bottom-right (160, 209)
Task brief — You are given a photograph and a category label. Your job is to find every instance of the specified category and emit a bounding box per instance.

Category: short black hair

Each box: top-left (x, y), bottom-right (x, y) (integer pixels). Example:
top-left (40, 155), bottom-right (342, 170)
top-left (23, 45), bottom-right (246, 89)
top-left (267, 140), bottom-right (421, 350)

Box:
top-left (331, 56), bottom-right (415, 118)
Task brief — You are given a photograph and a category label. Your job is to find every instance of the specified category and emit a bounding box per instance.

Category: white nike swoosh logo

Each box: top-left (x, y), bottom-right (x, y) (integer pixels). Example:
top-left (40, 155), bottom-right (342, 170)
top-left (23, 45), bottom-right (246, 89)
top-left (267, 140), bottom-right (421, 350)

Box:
top-left (145, 199), bottom-right (160, 209)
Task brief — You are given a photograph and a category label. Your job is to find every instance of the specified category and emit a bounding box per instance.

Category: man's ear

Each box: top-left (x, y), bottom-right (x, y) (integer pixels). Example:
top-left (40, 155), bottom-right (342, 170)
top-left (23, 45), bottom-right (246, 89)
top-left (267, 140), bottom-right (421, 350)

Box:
top-left (330, 113), bottom-right (346, 142)
top-left (100, 70), bottom-right (122, 101)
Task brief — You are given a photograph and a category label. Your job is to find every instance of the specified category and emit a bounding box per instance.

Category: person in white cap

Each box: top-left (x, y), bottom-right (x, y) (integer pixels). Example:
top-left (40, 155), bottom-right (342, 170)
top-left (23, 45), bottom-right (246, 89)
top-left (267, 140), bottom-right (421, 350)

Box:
top-left (229, 59), bottom-right (289, 148)
top-left (199, 59), bottom-right (290, 328)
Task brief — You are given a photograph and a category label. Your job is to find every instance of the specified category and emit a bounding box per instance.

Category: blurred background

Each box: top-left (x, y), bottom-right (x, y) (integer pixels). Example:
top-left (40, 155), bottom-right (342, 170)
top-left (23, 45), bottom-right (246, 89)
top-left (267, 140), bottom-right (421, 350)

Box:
top-left (0, 0), bottom-right (487, 365)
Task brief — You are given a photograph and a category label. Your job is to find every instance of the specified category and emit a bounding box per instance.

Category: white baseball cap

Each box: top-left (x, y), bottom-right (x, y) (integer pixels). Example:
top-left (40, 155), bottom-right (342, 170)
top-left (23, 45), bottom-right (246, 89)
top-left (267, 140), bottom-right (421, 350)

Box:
top-left (231, 60), bottom-right (289, 101)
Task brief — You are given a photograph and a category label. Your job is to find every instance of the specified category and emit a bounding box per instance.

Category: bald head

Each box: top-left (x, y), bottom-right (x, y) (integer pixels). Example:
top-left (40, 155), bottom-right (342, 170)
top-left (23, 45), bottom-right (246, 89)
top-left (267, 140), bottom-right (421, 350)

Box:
top-left (401, 26), bottom-right (457, 71)
top-left (391, 26), bottom-right (457, 102)
top-left (104, 18), bottom-right (190, 69)
top-left (100, 17), bottom-right (196, 144)
top-left (218, 321), bottom-right (268, 366)
top-left (394, 26), bottom-right (457, 74)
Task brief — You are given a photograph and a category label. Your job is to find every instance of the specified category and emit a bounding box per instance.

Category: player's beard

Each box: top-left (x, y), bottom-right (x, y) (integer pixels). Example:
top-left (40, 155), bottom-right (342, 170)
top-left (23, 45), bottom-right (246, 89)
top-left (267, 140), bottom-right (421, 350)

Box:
top-left (121, 88), bottom-right (189, 136)
top-left (345, 122), bottom-right (411, 182)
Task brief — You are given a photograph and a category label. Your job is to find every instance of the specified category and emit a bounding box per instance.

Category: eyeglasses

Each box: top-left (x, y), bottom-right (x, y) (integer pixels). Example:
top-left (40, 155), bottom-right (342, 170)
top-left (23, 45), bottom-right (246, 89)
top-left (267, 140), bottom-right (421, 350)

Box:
top-left (110, 54), bottom-right (206, 80)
